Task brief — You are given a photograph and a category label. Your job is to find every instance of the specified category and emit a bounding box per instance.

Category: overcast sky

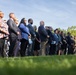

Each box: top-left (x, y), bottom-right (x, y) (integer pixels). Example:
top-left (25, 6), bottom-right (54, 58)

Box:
top-left (0, 0), bottom-right (76, 29)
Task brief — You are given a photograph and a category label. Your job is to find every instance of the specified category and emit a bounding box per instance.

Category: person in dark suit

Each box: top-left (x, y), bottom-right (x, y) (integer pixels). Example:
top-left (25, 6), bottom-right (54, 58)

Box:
top-left (38, 21), bottom-right (49, 56)
top-left (13, 18), bottom-right (22, 57)
top-left (27, 18), bottom-right (36, 56)
top-left (7, 13), bottom-right (20, 57)
top-left (27, 19), bottom-right (36, 39)
top-left (66, 32), bottom-right (75, 54)
top-left (33, 25), bottom-right (41, 56)
top-left (45, 26), bottom-right (54, 55)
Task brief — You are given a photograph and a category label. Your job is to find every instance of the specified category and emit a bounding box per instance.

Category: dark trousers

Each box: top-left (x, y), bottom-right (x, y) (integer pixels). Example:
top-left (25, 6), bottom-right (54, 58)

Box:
top-left (20, 39), bottom-right (28, 57)
top-left (68, 45), bottom-right (74, 54)
top-left (0, 38), bottom-right (5, 57)
top-left (13, 40), bottom-right (20, 57)
top-left (49, 44), bottom-right (56, 55)
top-left (9, 37), bottom-right (17, 57)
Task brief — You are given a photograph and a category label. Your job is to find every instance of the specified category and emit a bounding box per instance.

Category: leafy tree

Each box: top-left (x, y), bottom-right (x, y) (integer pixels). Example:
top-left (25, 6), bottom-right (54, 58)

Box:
top-left (67, 26), bottom-right (76, 36)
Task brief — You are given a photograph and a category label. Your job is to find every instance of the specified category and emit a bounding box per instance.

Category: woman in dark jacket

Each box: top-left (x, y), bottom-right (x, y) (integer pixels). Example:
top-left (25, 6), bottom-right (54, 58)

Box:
top-left (33, 26), bottom-right (41, 56)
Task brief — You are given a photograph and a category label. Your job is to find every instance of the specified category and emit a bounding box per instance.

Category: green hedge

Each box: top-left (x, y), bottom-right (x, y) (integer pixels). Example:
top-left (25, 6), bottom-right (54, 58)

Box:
top-left (0, 55), bottom-right (76, 75)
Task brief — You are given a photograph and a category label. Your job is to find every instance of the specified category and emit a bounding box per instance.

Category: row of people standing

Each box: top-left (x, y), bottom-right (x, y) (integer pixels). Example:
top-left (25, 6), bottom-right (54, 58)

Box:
top-left (46, 28), bottom-right (75, 55)
top-left (0, 11), bottom-right (39, 57)
top-left (0, 11), bottom-right (75, 57)
top-left (7, 13), bottom-right (36, 57)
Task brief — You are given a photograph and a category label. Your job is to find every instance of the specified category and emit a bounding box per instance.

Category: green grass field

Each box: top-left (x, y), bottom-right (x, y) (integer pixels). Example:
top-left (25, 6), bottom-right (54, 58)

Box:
top-left (0, 55), bottom-right (76, 75)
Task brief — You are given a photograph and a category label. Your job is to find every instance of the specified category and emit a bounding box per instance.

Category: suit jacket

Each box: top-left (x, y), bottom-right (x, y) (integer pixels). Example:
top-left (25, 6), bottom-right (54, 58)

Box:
top-left (27, 24), bottom-right (36, 39)
top-left (7, 18), bottom-right (18, 38)
top-left (38, 25), bottom-right (48, 42)
top-left (17, 27), bottom-right (22, 40)
top-left (46, 29), bottom-right (53, 44)
top-left (66, 35), bottom-right (72, 45)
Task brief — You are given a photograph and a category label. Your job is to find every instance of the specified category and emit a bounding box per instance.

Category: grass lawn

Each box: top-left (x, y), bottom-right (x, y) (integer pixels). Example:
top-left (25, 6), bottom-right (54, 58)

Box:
top-left (0, 55), bottom-right (76, 75)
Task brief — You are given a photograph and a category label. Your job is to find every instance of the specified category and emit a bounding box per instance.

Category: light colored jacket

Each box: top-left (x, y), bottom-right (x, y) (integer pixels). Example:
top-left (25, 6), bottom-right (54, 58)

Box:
top-left (0, 19), bottom-right (9, 39)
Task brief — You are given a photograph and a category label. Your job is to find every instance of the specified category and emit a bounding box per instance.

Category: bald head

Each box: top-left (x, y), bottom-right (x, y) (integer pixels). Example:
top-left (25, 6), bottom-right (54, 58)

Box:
top-left (40, 21), bottom-right (45, 26)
